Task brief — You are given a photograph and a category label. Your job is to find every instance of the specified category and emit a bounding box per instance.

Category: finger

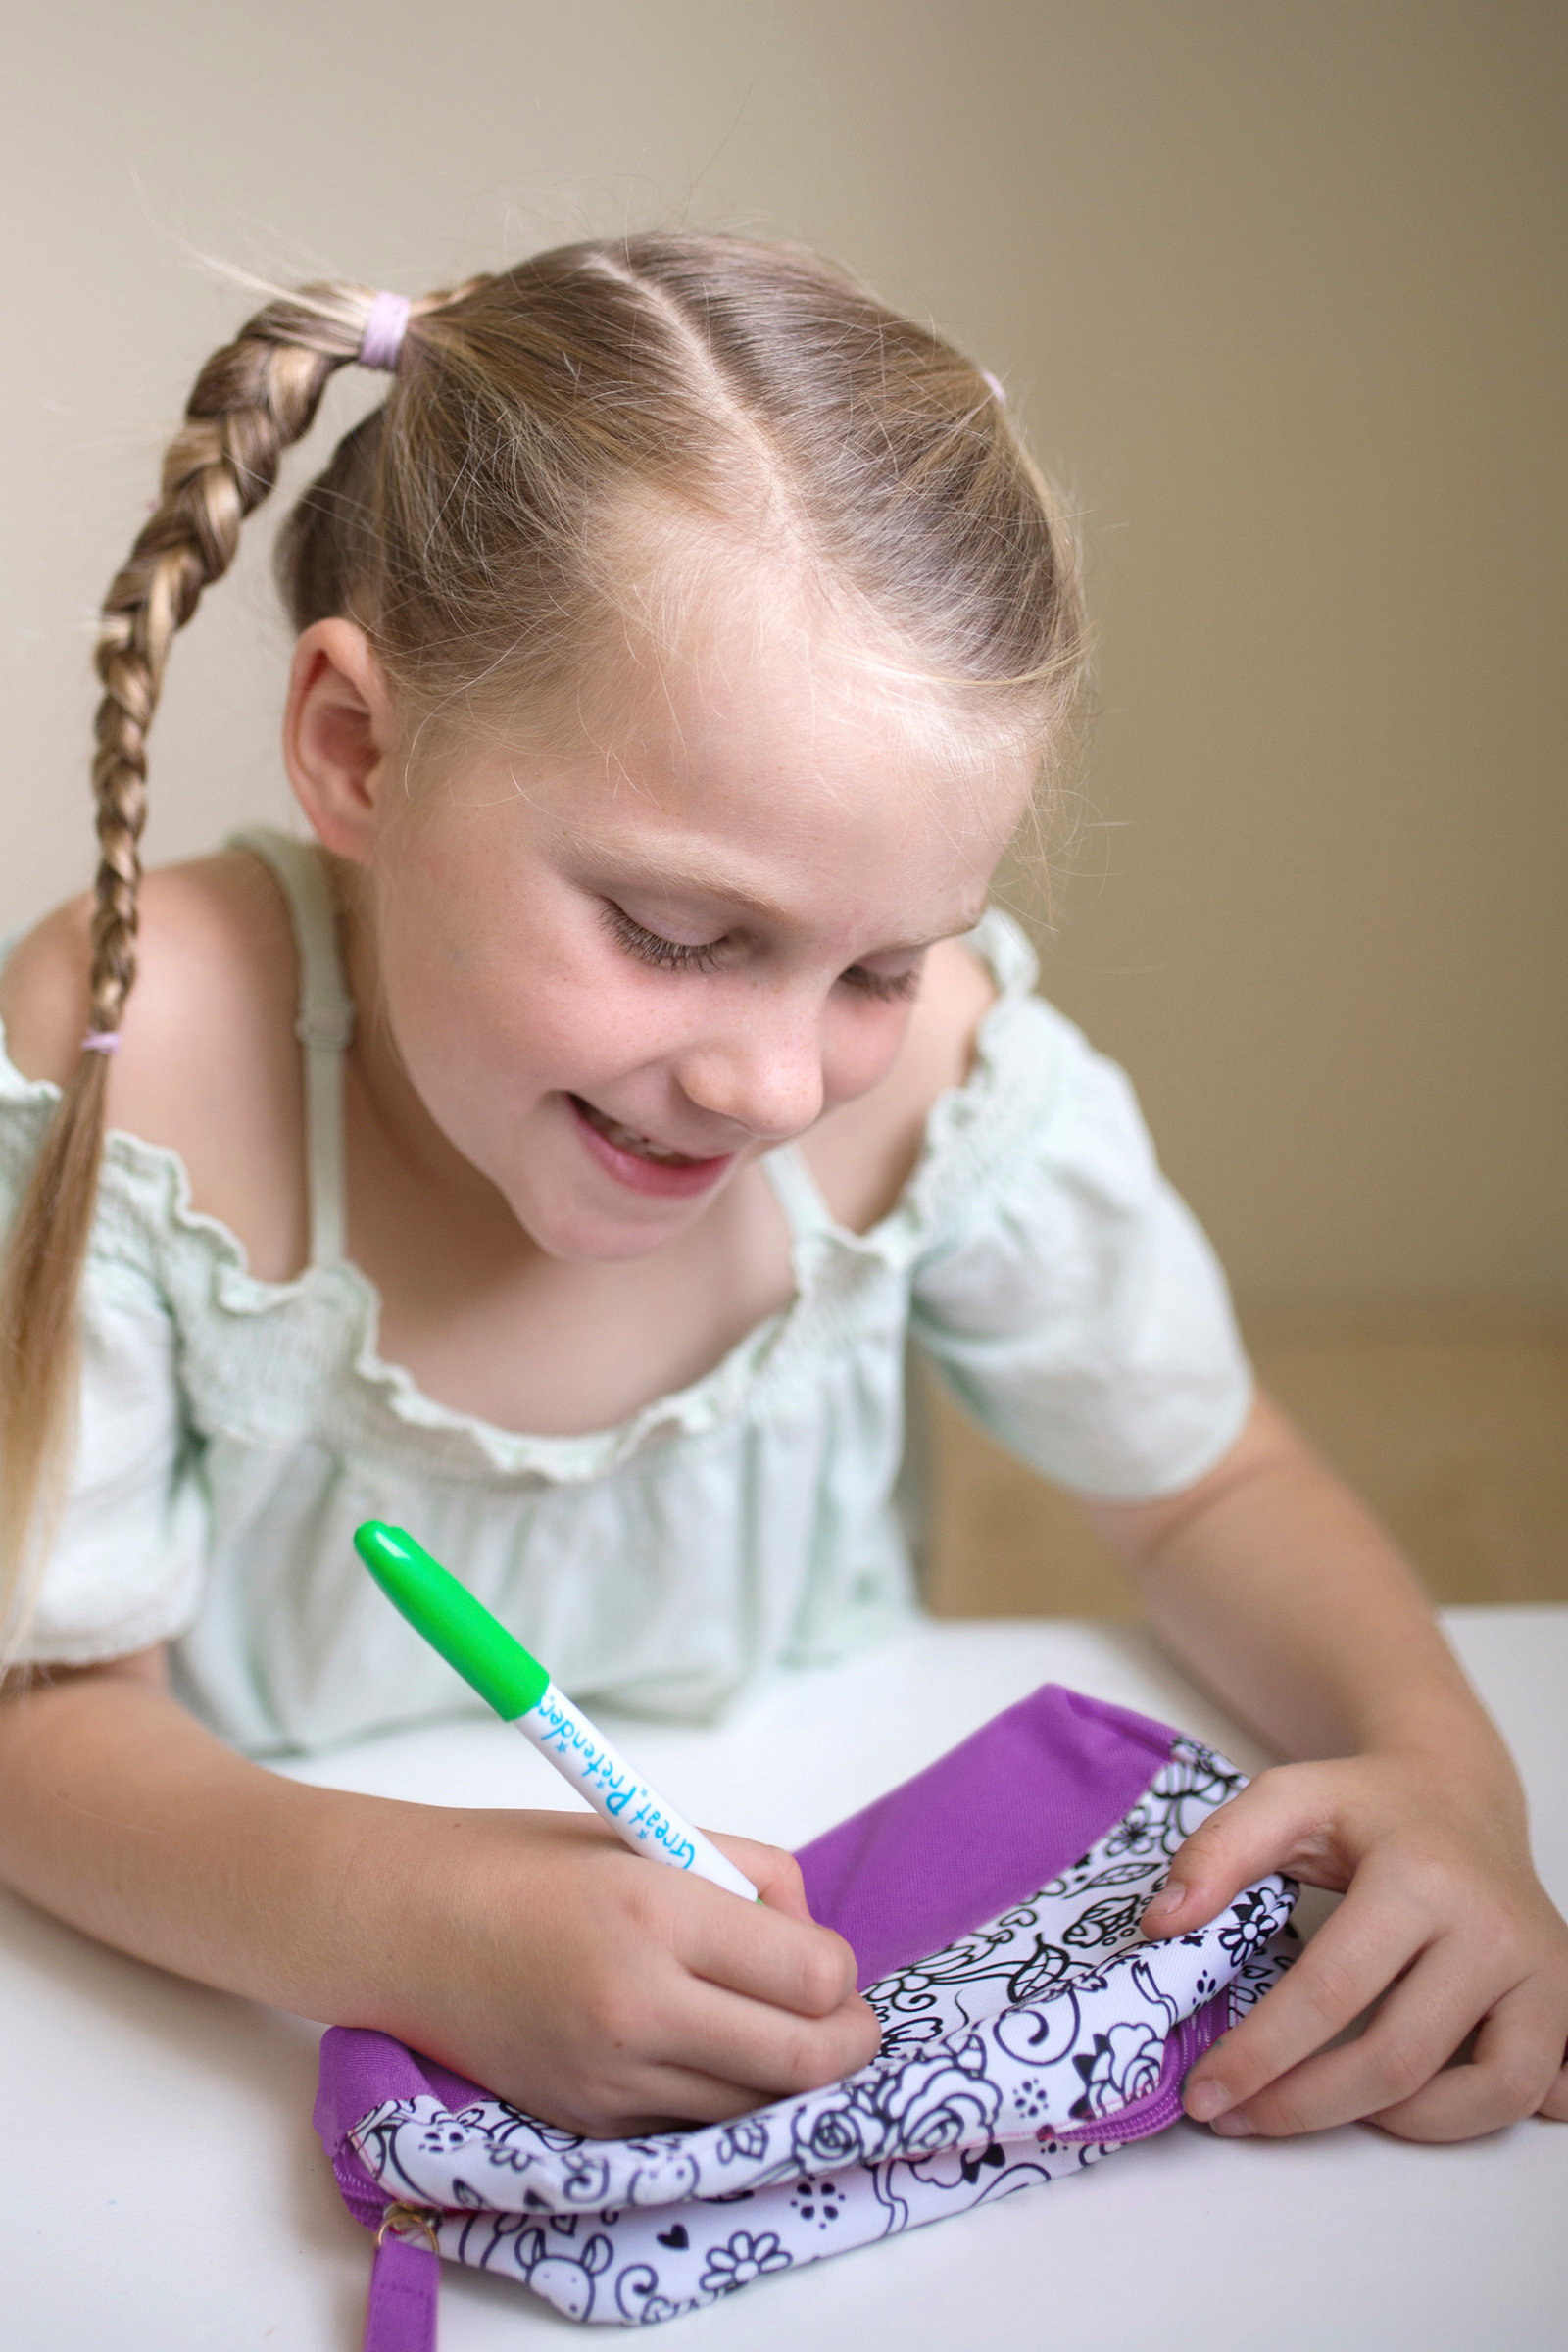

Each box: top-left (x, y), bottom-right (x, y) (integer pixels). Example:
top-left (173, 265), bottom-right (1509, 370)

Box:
top-left (571, 2062), bottom-right (808, 2138)
top-left (672, 1871), bottom-right (861, 2018)
top-left (1139, 1769), bottom-right (1326, 1940)
top-left (1184, 1876), bottom-right (1425, 2123)
top-left (653, 1967), bottom-right (882, 2101)
top-left (1202, 1939), bottom-right (1496, 2137)
top-left (1364, 1974), bottom-right (1568, 2143)
top-left (707, 1833), bottom-right (815, 1924)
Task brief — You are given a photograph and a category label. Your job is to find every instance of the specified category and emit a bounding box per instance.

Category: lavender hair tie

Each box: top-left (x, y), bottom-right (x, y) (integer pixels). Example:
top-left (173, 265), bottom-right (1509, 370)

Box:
top-left (980, 368), bottom-right (1006, 406)
top-left (81, 1030), bottom-right (120, 1055)
top-left (359, 291), bottom-right (411, 373)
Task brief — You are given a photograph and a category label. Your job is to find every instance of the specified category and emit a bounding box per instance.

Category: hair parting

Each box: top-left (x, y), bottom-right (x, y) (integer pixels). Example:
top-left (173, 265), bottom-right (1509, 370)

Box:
top-left (1, 231), bottom-right (1087, 1663)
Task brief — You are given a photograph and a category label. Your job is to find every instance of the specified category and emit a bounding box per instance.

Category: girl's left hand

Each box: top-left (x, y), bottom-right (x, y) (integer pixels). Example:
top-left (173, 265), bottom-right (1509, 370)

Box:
top-left (1139, 1748), bottom-right (1568, 2140)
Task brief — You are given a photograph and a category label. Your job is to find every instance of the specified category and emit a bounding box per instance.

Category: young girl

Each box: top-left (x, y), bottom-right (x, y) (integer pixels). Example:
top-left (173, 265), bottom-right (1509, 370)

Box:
top-left (0, 235), bottom-right (1563, 2146)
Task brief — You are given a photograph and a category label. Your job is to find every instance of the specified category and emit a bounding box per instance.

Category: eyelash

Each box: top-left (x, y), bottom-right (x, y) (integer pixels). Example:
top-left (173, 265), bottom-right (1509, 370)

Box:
top-left (601, 904), bottom-right (922, 1003)
top-left (844, 963), bottom-right (922, 1003)
top-left (602, 904), bottom-right (722, 973)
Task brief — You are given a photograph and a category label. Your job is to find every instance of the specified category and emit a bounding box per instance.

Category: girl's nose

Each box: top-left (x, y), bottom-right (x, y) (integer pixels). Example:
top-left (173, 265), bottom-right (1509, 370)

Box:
top-left (675, 993), bottom-right (825, 1144)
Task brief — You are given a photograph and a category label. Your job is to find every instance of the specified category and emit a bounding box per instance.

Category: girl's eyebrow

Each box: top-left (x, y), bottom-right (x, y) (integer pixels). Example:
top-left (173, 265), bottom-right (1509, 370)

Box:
top-left (580, 838), bottom-right (805, 930)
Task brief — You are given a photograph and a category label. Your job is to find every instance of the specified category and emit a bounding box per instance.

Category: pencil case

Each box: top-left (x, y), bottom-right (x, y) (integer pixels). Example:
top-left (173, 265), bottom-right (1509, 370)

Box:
top-left (315, 1683), bottom-right (1298, 2340)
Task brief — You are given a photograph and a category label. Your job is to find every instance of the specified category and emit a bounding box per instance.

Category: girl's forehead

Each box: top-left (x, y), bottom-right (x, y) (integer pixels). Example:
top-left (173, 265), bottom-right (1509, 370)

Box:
top-left (500, 708), bottom-right (1019, 959)
top-left (506, 678), bottom-right (1027, 941)
top-left (418, 553), bottom-right (1041, 936)
top-left (557, 573), bottom-right (1039, 844)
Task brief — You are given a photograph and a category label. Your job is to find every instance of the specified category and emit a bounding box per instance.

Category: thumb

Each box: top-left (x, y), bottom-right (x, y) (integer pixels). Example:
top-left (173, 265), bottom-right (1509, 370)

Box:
top-left (1139, 1767), bottom-right (1323, 1938)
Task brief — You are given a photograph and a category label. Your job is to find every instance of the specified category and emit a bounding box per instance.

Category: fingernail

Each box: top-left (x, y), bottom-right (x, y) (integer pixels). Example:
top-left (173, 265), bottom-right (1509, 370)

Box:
top-left (1185, 2080), bottom-right (1228, 2122)
top-left (1208, 2110), bottom-right (1255, 2138)
top-left (1141, 1882), bottom-right (1186, 1928)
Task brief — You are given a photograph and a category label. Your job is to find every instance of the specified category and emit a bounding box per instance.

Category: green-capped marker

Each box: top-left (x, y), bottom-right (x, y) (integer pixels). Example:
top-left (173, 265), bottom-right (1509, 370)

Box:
top-left (353, 1520), bottom-right (758, 1902)
top-left (355, 1521), bottom-right (548, 1719)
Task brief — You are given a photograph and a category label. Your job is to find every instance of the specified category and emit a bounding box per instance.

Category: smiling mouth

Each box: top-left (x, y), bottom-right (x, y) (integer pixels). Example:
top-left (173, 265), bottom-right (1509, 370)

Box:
top-left (569, 1096), bottom-right (719, 1168)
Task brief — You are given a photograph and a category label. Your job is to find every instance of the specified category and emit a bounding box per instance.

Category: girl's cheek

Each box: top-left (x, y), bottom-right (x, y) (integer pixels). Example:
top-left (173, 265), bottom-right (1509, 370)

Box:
top-left (821, 1002), bottom-right (914, 1107)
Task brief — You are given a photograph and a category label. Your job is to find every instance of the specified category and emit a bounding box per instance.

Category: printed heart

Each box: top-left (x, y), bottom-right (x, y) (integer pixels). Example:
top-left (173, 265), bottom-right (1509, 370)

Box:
top-left (657, 2225), bottom-right (689, 2250)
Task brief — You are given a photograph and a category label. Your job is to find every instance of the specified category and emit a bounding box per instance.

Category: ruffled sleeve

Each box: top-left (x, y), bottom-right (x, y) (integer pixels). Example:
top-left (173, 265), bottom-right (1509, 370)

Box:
top-left (910, 948), bottom-right (1253, 1502)
top-left (1, 1064), bottom-right (209, 1666)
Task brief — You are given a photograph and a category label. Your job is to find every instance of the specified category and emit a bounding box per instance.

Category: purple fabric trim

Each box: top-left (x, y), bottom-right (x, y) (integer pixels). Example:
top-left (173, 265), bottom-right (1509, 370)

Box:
top-left (315, 2028), bottom-right (437, 2159)
top-left (316, 2030), bottom-right (486, 2230)
top-left (797, 1684), bottom-right (1178, 1988)
top-left (363, 2232), bottom-right (438, 2352)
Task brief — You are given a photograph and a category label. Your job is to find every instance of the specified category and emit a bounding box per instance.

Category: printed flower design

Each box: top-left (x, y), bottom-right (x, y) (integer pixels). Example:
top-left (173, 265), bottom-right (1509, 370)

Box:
top-left (1150, 1742), bottom-right (1246, 1850)
top-left (791, 2042), bottom-right (1003, 2173)
top-left (1008, 2075), bottom-right (1052, 2122)
top-left (1217, 1885), bottom-right (1289, 1963)
top-left (789, 2174), bottom-right (845, 2230)
top-left (1069, 2023), bottom-right (1164, 2120)
top-left (714, 2117), bottom-right (770, 2166)
top-left (699, 2230), bottom-right (792, 2294)
top-left (793, 2098), bottom-right (874, 2170)
top-left (875, 2052), bottom-right (1002, 2159)
top-left (1061, 1893), bottom-right (1145, 1951)
top-left (903, 2142), bottom-right (974, 2191)
top-left (1102, 1806), bottom-right (1157, 1860)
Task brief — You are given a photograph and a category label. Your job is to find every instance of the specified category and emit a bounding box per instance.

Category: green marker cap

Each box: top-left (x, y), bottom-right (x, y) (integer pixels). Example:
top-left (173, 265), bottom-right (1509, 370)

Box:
top-left (353, 1520), bottom-right (549, 1721)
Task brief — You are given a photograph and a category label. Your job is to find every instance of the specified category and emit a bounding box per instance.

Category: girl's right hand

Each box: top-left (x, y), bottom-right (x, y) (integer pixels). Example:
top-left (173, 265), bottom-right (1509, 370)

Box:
top-left (353, 1804), bottom-right (880, 2136)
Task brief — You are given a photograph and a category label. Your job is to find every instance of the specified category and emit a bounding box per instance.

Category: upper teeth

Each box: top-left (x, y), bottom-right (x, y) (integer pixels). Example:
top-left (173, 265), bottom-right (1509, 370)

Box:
top-left (595, 1109), bottom-right (693, 1164)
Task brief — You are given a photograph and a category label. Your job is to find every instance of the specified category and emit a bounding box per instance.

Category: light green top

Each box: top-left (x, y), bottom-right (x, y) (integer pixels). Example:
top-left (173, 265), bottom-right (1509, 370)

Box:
top-left (0, 830), bottom-right (1251, 1754)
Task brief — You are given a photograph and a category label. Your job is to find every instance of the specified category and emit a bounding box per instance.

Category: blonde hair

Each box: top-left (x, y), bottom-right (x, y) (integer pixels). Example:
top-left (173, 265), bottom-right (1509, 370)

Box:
top-left (0, 231), bottom-right (1086, 1658)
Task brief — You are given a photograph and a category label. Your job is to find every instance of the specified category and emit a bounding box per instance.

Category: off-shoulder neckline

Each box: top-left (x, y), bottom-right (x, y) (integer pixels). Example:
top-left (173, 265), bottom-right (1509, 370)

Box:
top-left (0, 906), bottom-right (1043, 1470)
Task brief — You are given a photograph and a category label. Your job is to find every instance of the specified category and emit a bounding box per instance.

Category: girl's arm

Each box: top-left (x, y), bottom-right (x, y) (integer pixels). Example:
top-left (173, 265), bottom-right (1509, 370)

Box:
top-left (1083, 1391), bottom-right (1568, 2141)
top-left (0, 1656), bottom-right (877, 2135)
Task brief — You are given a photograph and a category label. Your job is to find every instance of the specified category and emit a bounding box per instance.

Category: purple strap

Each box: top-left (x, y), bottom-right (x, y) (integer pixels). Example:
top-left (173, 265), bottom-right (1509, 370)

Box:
top-left (364, 2233), bottom-right (438, 2352)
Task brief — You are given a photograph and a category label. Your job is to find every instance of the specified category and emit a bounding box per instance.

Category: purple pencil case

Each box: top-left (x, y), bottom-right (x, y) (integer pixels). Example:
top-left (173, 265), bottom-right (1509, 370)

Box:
top-left (316, 1685), bottom-right (1297, 2340)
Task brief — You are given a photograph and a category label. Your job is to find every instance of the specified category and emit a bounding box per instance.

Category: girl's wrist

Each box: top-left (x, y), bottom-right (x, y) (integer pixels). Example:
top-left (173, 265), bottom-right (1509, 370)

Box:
top-left (1359, 1690), bottom-right (1516, 1778)
top-left (279, 1783), bottom-right (439, 2024)
top-left (1342, 1707), bottom-right (1529, 1840)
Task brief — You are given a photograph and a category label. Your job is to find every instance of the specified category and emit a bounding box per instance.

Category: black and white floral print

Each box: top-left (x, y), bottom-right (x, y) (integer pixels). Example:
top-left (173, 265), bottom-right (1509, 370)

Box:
top-left (350, 1739), bottom-right (1297, 2327)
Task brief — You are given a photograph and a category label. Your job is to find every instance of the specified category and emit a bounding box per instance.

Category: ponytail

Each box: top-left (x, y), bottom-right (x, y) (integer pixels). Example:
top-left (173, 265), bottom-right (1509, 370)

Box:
top-left (0, 280), bottom-right (462, 1659)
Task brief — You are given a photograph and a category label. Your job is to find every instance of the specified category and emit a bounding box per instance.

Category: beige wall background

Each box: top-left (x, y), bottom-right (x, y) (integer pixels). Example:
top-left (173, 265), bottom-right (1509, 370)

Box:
top-left (2, 0), bottom-right (1562, 1322)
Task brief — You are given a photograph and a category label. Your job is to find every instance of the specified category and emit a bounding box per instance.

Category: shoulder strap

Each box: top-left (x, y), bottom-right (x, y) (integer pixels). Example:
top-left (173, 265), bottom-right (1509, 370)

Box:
top-left (362, 2229), bottom-right (439, 2352)
top-left (761, 1142), bottom-right (837, 1240)
top-left (228, 828), bottom-right (356, 1268)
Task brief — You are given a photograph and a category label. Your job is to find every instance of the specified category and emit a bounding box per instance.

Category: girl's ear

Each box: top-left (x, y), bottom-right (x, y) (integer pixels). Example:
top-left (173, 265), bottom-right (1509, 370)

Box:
top-left (282, 619), bottom-right (400, 862)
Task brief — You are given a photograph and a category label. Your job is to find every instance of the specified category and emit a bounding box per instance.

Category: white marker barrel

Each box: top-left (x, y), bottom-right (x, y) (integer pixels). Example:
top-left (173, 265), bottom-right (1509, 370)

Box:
top-left (514, 1679), bottom-right (759, 1901)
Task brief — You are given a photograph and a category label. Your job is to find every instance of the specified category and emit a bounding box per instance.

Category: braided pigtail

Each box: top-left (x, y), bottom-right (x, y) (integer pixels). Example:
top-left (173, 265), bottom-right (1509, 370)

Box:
top-left (0, 281), bottom-right (453, 1660)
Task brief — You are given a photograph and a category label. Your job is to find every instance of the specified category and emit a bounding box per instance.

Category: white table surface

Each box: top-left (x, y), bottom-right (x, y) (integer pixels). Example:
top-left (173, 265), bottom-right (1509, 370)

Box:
top-left (7, 1607), bottom-right (1566, 2351)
